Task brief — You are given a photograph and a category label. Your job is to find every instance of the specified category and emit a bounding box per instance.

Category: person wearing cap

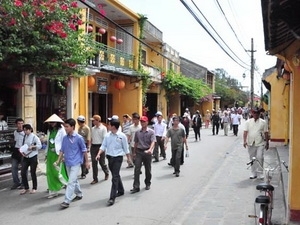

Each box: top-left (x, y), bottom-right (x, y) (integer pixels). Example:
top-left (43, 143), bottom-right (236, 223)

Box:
top-left (44, 114), bottom-right (68, 198)
top-left (19, 124), bottom-right (42, 195)
top-left (77, 115), bottom-right (91, 179)
top-left (164, 116), bottom-right (188, 177)
top-left (131, 116), bottom-right (156, 193)
top-left (55, 118), bottom-right (90, 209)
top-left (243, 108), bottom-right (269, 179)
top-left (10, 118), bottom-right (25, 190)
top-left (185, 108), bottom-right (191, 120)
top-left (153, 112), bottom-right (167, 162)
top-left (96, 117), bottom-right (131, 206)
top-left (90, 115), bottom-right (109, 184)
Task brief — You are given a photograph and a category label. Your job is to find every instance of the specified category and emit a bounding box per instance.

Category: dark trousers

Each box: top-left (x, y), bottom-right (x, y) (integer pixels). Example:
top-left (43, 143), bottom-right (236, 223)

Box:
top-left (193, 126), bottom-right (201, 140)
top-left (11, 157), bottom-right (22, 186)
top-left (233, 124), bottom-right (239, 135)
top-left (153, 136), bottom-right (165, 161)
top-left (133, 150), bottom-right (152, 189)
top-left (171, 147), bottom-right (182, 173)
top-left (184, 126), bottom-right (189, 138)
top-left (81, 144), bottom-right (89, 176)
top-left (107, 155), bottom-right (124, 200)
top-left (21, 155), bottom-right (38, 190)
top-left (90, 144), bottom-right (109, 181)
top-left (212, 123), bottom-right (220, 135)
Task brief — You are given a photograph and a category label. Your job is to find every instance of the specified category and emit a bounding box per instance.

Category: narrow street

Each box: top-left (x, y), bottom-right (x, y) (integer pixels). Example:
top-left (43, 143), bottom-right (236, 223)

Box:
top-left (0, 122), bottom-right (275, 225)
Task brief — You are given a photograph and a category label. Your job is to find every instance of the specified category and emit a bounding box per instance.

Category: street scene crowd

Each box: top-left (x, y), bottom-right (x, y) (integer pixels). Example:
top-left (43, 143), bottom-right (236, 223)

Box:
top-left (6, 106), bottom-right (269, 209)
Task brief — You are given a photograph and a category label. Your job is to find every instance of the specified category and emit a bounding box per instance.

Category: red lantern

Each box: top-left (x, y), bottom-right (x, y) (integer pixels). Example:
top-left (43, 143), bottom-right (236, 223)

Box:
top-left (114, 80), bottom-right (125, 102)
top-left (87, 25), bottom-right (93, 32)
top-left (116, 38), bottom-right (123, 44)
top-left (98, 28), bottom-right (106, 34)
top-left (114, 80), bottom-right (125, 90)
top-left (110, 36), bottom-right (117, 42)
top-left (88, 76), bottom-right (95, 87)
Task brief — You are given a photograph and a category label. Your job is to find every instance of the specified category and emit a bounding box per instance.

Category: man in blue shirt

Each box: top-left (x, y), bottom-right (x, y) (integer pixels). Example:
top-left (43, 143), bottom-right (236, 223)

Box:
top-left (96, 118), bottom-right (131, 206)
top-left (55, 118), bottom-right (90, 209)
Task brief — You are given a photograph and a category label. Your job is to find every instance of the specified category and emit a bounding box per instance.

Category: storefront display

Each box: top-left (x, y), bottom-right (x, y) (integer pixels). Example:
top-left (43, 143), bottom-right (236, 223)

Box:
top-left (0, 129), bottom-right (14, 175)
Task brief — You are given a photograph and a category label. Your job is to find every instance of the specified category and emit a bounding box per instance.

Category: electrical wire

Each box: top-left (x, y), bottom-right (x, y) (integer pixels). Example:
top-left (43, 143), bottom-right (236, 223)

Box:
top-left (180, 0), bottom-right (248, 70)
top-left (190, 0), bottom-right (250, 68)
top-left (192, 0), bottom-right (250, 68)
top-left (214, 0), bottom-right (250, 56)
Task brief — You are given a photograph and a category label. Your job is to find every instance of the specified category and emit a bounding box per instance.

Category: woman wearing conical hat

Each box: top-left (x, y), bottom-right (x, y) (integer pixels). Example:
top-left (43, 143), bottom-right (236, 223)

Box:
top-left (44, 114), bottom-right (68, 198)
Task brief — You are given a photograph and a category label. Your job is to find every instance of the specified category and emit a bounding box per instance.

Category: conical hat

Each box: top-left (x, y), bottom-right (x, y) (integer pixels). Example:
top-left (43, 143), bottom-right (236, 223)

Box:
top-left (44, 114), bottom-right (64, 123)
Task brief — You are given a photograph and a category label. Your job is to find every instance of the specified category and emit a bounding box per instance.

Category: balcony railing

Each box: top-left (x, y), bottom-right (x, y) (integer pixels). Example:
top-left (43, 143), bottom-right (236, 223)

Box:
top-left (88, 42), bottom-right (138, 76)
top-left (142, 64), bottom-right (162, 83)
top-left (144, 21), bottom-right (163, 42)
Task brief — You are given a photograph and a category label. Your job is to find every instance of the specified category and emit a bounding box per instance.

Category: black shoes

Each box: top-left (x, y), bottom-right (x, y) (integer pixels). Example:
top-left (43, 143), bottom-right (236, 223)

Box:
top-left (249, 175), bottom-right (257, 179)
top-left (175, 173), bottom-right (180, 177)
top-left (11, 184), bottom-right (21, 190)
top-left (60, 202), bottom-right (70, 208)
top-left (116, 192), bottom-right (124, 197)
top-left (73, 196), bottom-right (83, 201)
top-left (107, 199), bottom-right (115, 206)
top-left (153, 160), bottom-right (159, 163)
top-left (130, 188), bottom-right (140, 194)
top-left (145, 185), bottom-right (150, 190)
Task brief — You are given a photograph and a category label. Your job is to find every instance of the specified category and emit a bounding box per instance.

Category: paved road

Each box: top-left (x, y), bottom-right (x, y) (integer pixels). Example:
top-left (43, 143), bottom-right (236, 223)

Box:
top-left (0, 122), bottom-right (286, 225)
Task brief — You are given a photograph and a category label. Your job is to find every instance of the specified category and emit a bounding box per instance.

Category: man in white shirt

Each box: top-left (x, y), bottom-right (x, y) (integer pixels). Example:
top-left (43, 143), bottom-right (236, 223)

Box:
top-left (90, 115), bottom-right (109, 184)
top-left (231, 110), bottom-right (242, 136)
top-left (243, 108), bottom-right (269, 179)
top-left (153, 112), bottom-right (167, 162)
top-left (127, 113), bottom-right (141, 168)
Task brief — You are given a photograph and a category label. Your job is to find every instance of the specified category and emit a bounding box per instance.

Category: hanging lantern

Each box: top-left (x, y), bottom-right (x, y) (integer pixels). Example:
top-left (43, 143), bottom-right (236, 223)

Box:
top-left (116, 38), bottom-right (123, 44)
top-left (110, 36), bottom-right (117, 42)
top-left (114, 80), bottom-right (125, 102)
top-left (87, 25), bottom-right (93, 32)
top-left (98, 28), bottom-right (106, 34)
top-left (114, 80), bottom-right (125, 90)
top-left (88, 76), bottom-right (96, 87)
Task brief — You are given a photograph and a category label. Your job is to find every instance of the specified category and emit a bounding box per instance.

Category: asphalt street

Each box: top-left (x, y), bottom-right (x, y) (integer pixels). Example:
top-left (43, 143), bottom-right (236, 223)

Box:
top-left (0, 121), bottom-right (287, 225)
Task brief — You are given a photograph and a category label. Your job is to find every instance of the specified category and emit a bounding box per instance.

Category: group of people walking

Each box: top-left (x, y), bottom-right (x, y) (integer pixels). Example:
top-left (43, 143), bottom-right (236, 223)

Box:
top-left (10, 110), bottom-right (189, 208)
top-left (9, 106), bottom-right (267, 209)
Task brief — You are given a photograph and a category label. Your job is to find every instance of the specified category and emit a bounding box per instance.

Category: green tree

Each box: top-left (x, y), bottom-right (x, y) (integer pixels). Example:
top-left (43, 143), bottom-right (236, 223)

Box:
top-left (0, 0), bottom-right (98, 81)
top-left (214, 68), bottom-right (248, 108)
top-left (162, 69), bottom-right (212, 102)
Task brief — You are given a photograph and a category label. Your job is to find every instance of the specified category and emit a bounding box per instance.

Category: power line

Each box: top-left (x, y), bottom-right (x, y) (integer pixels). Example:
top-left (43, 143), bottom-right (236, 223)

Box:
top-left (214, 0), bottom-right (250, 57)
top-left (190, 0), bottom-right (250, 68)
top-left (180, 0), bottom-right (248, 70)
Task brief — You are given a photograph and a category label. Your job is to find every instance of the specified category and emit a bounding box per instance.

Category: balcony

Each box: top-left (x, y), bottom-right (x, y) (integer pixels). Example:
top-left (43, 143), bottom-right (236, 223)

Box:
top-left (142, 64), bottom-right (162, 83)
top-left (88, 42), bottom-right (139, 76)
top-left (143, 21), bottom-right (163, 43)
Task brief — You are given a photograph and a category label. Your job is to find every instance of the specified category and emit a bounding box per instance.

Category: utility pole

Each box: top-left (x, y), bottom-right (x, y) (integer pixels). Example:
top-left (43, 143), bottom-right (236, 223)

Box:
top-left (247, 38), bottom-right (256, 109)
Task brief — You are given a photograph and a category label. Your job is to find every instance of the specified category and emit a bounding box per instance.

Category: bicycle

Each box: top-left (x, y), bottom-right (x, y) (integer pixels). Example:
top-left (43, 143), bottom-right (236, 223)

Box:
top-left (247, 157), bottom-right (289, 225)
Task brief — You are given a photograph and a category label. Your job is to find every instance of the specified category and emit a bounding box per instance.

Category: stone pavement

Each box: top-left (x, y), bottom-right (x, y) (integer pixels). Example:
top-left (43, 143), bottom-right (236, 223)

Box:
top-left (171, 137), bottom-right (290, 225)
top-left (0, 127), bottom-right (291, 225)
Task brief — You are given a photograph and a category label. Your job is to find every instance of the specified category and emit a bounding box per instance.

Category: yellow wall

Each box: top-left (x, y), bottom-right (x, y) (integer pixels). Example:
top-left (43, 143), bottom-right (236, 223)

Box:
top-left (168, 92), bottom-right (181, 117)
top-left (276, 40), bottom-right (300, 220)
top-left (87, 73), bottom-right (142, 118)
top-left (265, 70), bottom-right (289, 142)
